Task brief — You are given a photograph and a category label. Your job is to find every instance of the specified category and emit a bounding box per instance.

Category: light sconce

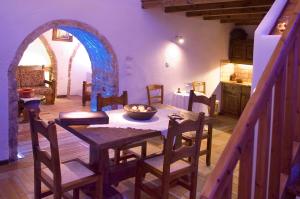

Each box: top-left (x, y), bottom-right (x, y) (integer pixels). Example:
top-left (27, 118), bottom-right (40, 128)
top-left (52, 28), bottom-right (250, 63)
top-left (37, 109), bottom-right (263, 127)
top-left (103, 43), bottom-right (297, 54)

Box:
top-left (175, 35), bottom-right (185, 45)
top-left (277, 16), bottom-right (289, 34)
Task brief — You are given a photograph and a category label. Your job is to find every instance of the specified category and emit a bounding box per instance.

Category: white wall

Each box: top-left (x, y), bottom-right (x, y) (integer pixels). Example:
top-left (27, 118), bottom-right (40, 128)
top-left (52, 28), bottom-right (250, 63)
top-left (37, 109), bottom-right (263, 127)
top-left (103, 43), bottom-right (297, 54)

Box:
top-left (0, 0), bottom-right (232, 160)
top-left (253, 0), bottom-right (287, 89)
top-left (70, 45), bottom-right (92, 96)
top-left (19, 38), bottom-right (51, 66)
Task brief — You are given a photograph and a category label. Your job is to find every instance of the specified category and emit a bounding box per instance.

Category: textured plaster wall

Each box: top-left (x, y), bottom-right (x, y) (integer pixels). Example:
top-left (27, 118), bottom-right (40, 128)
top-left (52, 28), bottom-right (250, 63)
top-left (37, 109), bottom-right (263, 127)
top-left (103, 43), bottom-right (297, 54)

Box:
top-left (0, 0), bottom-right (232, 160)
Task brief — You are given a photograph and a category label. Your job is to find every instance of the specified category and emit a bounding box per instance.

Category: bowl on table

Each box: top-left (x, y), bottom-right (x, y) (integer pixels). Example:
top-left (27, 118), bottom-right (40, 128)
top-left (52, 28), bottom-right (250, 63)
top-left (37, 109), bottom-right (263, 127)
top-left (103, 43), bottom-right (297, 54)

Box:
top-left (124, 104), bottom-right (157, 120)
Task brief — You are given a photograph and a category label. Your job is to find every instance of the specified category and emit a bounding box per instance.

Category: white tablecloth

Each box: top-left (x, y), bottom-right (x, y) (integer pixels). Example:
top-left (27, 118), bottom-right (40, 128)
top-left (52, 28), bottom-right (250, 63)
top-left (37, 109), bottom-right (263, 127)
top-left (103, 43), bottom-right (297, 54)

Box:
top-left (89, 108), bottom-right (180, 137)
top-left (171, 92), bottom-right (208, 115)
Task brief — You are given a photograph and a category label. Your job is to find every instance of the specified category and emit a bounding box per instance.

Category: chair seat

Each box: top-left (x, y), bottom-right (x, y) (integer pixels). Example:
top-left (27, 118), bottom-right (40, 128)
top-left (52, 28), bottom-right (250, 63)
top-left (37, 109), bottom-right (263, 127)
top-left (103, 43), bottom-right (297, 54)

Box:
top-left (32, 86), bottom-right (53, 95)
top-left (144, 155), bottom-right (190, 173)
top-left (183, 129), bottom-right (208, 140)
top-left (42, 160), bottom-right (96, 189)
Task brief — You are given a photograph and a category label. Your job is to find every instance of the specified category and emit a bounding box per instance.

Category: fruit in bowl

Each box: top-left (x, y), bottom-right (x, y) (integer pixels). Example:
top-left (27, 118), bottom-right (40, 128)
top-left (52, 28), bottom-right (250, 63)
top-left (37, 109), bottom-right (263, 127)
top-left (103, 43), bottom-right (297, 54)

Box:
top-left (124, 104), bottom-right (157, 120)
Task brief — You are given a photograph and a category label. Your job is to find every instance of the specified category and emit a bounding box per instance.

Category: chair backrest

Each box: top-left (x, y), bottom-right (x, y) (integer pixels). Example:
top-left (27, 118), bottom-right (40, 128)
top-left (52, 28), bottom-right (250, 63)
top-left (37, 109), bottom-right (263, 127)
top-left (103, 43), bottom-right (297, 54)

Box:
top-left (188, 90), bottom-right (216, 117)
top-left (97, 91), bottom-right (128, 111)
top-left (192, 81), bottom-right (206, 94)
top-left (146, 84), bottom-right (164, 105)
top-left (29, 110), bottom-right (62, 185)
top-left (82, 81), bottom-right (92, 94)
top-left (163, 112), bottom-right (205, 174)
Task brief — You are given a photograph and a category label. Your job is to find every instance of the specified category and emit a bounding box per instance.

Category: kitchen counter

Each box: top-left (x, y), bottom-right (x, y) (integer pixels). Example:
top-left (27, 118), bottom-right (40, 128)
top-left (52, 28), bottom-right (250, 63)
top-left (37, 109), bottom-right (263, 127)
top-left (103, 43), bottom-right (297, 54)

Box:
top-left (221, 81), bottom-right (252, 117)
top-left (221, 80), bottom-right (252, 87)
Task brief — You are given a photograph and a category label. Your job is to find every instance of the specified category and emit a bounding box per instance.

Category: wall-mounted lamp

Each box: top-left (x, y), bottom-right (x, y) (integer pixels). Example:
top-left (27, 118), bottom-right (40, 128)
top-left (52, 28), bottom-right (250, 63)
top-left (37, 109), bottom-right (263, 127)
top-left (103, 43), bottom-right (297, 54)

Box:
top-left (175, 35), bottom-right (185, 45)
top-left (277, 16), bottom-right (289, 33)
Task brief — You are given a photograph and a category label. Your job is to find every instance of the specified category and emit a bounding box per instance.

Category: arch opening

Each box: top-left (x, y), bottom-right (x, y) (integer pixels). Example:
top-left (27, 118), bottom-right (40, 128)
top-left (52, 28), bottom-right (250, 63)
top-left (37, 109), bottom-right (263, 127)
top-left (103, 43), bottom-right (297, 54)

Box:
top-left (59, 26), bottom-right (117, 111)
top-left (8, 20), bottom-right (119, 160)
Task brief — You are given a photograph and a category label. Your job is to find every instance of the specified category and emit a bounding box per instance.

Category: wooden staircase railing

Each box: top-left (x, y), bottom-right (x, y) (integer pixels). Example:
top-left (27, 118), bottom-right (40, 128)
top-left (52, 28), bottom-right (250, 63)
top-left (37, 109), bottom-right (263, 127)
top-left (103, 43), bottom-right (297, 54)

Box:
top-left (200, 2), bottom-right (300, 199)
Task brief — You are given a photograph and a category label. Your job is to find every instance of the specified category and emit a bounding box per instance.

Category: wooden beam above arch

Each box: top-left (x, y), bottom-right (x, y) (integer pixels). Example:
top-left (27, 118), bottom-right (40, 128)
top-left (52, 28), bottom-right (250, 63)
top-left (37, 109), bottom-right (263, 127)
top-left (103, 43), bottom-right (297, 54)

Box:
top-left (186, 5), bottom-right (271, 17)
top-left (164, 0), bottom-right (274, 13)
top-left (141, 0), bottom-right (273, 25)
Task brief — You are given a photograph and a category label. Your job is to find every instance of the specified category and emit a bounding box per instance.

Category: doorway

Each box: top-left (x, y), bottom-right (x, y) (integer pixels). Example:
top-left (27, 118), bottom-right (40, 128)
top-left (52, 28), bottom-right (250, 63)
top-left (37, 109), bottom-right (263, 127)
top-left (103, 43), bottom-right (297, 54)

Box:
top-left (8, 20), bottom-right (119, 160)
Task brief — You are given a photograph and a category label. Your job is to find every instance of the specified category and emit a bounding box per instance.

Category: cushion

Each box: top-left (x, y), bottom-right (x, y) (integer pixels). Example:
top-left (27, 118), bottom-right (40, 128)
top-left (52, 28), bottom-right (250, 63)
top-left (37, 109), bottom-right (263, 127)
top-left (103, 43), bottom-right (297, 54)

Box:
top-left (59, 111), bottom-right (109, 125)
top-left (42, 160), bottom-right (95, 187)
top-left (32, 86), bottom-right (53, 95)
top-left (144, 155), bottom-right (190, 173)
top-left (21, 70), bottom-right (45, 87)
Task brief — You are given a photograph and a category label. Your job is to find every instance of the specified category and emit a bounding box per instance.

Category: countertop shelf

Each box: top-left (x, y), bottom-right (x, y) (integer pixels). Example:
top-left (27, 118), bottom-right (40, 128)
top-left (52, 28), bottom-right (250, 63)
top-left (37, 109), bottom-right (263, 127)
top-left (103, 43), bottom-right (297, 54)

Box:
top-left (221, 80), bottom-right (252, 87)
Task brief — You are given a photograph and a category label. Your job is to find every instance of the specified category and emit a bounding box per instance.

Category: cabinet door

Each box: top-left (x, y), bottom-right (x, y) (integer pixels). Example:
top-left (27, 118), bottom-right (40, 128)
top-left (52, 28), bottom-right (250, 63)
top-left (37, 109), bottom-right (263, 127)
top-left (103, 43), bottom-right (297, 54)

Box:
top-left (240, 86), bottom-right (251, 114)
top-left (245, 41), bottom-right (253, 61)
top-left (230, 40), bottom-right (246, 60)
top-left (222, 91), bottom-right (241, 116)
top-left (240, 94), bottom-right (250, 114)
top-left (221, 83), bottom-right (241, 117)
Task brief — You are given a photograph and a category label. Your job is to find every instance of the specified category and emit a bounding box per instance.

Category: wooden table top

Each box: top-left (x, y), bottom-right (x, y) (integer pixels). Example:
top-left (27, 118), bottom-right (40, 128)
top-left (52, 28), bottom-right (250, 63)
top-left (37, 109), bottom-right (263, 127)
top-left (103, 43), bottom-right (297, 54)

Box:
top-left (55, 104), bottom-right (214, 150)
top-left (55, 122), bottom-right (161, 150)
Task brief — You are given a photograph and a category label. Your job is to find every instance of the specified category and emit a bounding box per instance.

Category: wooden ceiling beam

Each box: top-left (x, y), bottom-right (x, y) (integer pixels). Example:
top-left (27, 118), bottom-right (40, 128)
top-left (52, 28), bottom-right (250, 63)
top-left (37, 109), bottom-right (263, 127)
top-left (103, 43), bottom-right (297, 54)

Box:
top-left (164, 0), bottom-right (274, 13)
top-left (141, 0), bottom-right (162, 9)
top-left (203, 12), bottom-right (266, 20)
top-left (186, 5), bottom-right (271, 17)
top-left (220, 19), bottom-right (261, 25)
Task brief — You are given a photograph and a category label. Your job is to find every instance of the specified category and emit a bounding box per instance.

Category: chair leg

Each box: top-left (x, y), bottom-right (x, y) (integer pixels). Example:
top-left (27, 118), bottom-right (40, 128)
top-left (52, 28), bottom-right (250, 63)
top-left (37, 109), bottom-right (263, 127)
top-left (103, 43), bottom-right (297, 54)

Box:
top-left (206, 127), bottom-right (213, 166)
top-left (134, 165), bottom-right (143, 199)
top-left (82, 96), bottom-right (86, 106)
top-left (73, 188), bottom-right (79, 199)
top-left (114, 148), bottom-right (121, 164)
top-left (161, 179), bottom-right (170, 199)
top-left (190, 172), bottom-right (198, 199)
top-left (34, 172), bottom-right (41, 199)
top-left (141, 142), bottom-right (147, 159)
top-left (94, 175), bottom-right (103, 199)
top-left (54, 192), bottom-right (62, 199)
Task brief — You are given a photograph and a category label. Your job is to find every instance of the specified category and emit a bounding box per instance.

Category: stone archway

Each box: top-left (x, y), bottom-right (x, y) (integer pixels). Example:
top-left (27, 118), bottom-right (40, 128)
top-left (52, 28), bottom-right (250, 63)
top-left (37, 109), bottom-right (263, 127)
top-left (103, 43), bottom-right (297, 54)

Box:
top-left (67, 43), bottom-right (81, 96)
top-left (8, 20), bottom-right (119, 160)
top-left (39, 34), bottom-right (58, 86)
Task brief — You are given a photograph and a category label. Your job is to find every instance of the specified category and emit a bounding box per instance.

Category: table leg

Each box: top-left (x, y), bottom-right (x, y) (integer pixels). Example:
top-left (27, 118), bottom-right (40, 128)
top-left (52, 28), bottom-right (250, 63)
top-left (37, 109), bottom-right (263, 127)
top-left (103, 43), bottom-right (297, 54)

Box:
top-left (89, 146), bottom-right (123, 199)
top-left (89, 146), bottom-right (109, 184)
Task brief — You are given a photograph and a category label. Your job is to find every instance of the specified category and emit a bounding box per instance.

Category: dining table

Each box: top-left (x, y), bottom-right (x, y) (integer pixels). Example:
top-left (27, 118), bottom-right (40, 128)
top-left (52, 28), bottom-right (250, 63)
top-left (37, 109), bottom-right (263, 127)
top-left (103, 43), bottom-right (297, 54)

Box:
top-left (55, 104), bottom-right (213, 199)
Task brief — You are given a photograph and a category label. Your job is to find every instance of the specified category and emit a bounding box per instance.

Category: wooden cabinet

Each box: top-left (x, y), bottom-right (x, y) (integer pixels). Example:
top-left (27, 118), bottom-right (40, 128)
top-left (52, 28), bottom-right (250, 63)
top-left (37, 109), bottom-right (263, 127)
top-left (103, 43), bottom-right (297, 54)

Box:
top-left (240, 86), bottom-right (251, 114)
top-left (221, 82), bottom-right (251, 117)
top-left (229, 39), bottom-right (253, 64)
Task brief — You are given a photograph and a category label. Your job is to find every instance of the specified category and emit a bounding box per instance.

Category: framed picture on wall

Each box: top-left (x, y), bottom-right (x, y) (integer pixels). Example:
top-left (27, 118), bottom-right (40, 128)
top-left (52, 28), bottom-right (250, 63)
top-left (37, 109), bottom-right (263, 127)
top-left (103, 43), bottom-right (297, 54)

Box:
top-left (52, 28), bottom-right (73, 42)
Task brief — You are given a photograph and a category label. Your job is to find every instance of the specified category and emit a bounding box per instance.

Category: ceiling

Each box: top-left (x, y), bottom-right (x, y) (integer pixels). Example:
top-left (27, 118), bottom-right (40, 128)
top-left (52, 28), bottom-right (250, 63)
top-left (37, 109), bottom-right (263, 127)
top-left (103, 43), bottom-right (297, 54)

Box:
top-left (141, 0), bottom-right (275, 25)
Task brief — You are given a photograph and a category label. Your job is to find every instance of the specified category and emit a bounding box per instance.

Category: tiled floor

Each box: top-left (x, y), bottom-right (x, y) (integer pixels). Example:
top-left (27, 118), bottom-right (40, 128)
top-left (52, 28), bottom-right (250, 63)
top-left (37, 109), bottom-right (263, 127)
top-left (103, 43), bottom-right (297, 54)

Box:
top-left (1, 96), bottom-right (237, 199)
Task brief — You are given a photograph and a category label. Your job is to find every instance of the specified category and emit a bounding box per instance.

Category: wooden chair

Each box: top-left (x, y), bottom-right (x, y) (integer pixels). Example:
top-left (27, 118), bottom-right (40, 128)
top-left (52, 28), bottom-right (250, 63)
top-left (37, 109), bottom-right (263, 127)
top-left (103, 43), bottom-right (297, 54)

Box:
top-left (97, 91), bottom-right (147, 167)
top-left (82, 81), bottom-right (92, 106)
top-left (192, 81), bottom-right (206, 94)
top-left (146, 84), bottom-right (164, 105)
top-left (182, 90), bottom-right (216, 166)
top-left (135, 112), bottom-right (205, 199)
top-left (28, 111), bottom-right (102, 199)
